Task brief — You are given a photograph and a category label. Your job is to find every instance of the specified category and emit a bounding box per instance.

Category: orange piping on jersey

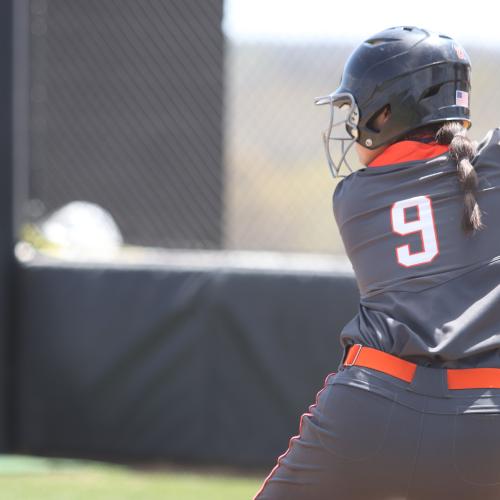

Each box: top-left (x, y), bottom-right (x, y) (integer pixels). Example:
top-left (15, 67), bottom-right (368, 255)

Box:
top-left (367, 140), bottom-right (450, 167)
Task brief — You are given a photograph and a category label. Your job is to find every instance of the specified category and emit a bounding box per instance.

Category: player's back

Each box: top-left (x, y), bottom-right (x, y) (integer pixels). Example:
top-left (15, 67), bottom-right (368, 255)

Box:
top-left (334, 129), bottom-right (500, 368)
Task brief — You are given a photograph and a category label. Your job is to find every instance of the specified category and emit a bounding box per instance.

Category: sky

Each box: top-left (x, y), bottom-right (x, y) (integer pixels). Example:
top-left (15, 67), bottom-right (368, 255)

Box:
top-left (223, 0), bottom-right (499, 46)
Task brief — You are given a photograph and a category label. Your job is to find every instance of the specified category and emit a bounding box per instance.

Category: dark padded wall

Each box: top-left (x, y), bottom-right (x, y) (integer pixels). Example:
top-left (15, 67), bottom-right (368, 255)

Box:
top-left (14, 260), bottom-right (359, 466)
top-left (30, 0), bottom-right (224, 248)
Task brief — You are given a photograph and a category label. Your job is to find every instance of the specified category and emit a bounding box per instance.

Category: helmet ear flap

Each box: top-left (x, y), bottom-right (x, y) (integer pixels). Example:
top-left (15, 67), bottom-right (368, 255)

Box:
top-left (366, 105), bottom-right (392, 133)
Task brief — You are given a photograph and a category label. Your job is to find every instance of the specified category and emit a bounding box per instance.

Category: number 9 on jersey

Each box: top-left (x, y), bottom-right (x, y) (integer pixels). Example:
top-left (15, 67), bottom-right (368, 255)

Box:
top-left (391, 195), bottom-right (439, 267)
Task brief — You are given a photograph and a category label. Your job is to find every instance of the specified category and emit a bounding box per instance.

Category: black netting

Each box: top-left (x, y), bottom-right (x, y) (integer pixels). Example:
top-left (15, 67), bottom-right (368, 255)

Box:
top-left (29, 0), bottom-right (224, 249)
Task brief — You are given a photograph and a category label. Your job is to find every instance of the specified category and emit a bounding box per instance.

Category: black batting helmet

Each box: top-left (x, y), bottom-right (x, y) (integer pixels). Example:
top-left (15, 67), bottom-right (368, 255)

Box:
top-left (315, 26), bottom-right (471, 177)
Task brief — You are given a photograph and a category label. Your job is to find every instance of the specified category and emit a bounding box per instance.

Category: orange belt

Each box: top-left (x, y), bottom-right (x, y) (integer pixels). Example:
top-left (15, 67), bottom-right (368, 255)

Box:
top-left (343, 344), bottom-right (500, 390)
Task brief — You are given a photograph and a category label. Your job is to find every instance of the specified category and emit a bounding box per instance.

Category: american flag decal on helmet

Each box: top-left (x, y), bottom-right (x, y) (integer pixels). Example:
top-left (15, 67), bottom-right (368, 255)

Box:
top-left (456, 90), bottom-right (469, 108)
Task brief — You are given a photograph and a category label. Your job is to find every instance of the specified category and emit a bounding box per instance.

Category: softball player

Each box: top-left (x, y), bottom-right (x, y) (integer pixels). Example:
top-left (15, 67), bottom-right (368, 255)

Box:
top-left (254, 26), bottom-right (500, 500)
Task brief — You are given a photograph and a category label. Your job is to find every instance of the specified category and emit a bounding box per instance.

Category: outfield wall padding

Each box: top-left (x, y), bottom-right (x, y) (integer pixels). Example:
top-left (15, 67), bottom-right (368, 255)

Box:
top-left (14, 256), bottom-right (359, 466)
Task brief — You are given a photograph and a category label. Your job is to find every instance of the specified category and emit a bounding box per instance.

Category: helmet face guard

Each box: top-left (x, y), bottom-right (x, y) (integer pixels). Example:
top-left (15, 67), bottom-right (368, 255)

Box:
top-left (314, 92), bottom-right (360, 178)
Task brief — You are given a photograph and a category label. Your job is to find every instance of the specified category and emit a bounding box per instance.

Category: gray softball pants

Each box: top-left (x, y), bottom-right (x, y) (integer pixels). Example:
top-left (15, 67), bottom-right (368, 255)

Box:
top-left (254, 360), bottom-right (500, 500)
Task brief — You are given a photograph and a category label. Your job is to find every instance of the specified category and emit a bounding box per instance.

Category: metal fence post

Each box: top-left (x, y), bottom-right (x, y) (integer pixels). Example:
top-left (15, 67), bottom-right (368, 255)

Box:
top-left (0, 0), bottom-right (17, 452)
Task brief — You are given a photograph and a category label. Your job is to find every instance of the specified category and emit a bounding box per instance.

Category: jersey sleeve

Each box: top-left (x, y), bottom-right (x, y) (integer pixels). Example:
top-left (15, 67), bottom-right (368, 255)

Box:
top-left (474, 128), bottom-right (500, 167)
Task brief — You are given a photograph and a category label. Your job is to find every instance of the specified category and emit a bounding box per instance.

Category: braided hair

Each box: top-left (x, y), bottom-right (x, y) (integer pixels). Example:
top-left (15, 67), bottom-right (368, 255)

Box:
top-left (402, 120), bottom-right (483, 234)
top-left (435, 122), bottom-right (484, 234)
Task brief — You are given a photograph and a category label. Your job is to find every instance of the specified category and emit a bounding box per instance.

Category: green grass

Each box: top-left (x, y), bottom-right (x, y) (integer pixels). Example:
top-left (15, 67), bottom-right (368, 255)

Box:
top-left (0, 456), bottom-right (264, 500)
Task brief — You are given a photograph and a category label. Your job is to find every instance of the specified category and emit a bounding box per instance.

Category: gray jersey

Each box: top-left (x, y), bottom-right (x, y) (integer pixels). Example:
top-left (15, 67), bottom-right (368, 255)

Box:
top-left (334, 130), bottom-right (500, 368)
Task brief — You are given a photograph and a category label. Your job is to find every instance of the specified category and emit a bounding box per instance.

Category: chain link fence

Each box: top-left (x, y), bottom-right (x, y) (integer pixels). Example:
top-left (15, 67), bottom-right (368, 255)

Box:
top-left (26, 1), bottom-right (500, 255)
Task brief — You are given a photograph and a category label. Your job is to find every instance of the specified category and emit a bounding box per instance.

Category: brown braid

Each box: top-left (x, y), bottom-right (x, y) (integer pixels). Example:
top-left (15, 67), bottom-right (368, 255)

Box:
top-left (435, 121), bottom-right (484, 234)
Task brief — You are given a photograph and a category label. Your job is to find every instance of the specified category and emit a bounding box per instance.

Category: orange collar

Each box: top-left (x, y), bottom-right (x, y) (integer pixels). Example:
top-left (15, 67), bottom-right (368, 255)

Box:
top-left (367, 141), bottom-right (449, 168)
